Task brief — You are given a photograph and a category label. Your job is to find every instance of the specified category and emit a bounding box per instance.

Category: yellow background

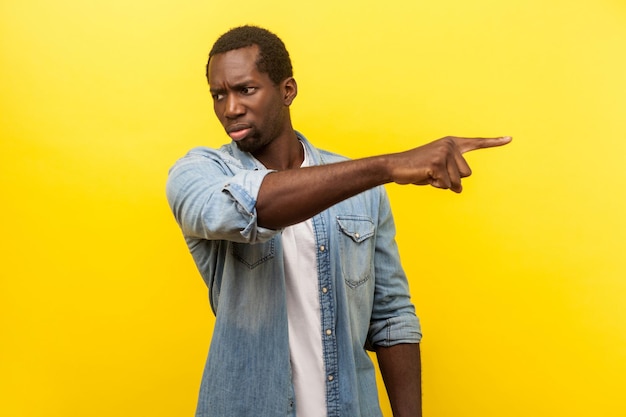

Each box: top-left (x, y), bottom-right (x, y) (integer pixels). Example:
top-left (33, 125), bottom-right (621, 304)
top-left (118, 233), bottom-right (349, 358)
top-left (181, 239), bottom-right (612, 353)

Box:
top-left (2, 0), bottom-right (625, 416)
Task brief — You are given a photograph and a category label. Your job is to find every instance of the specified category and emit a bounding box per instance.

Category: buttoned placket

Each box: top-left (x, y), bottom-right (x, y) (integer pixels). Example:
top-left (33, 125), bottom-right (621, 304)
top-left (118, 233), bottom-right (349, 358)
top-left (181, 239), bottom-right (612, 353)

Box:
top-left (312, 213), bottom-right (340, 417)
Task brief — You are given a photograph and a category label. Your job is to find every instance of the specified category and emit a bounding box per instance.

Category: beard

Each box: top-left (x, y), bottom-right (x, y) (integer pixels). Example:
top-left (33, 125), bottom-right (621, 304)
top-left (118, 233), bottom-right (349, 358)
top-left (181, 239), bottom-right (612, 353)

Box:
top-left (232, 110), bottom-right (286, 155)
top-left (233, 130), bottom-right (270, 154)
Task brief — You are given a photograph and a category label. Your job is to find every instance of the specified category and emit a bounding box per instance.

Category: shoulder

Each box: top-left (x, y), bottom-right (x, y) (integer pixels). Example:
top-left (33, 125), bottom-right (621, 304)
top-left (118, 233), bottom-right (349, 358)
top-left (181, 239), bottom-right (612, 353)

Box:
top-left (168, 144), bottom-right (250, 176)
top-left (296, 131), bottom-right (350, 165)
top-left (317, 147), bottom-right (351, 165)
top-left (178, 144), bottom-right (237, 163)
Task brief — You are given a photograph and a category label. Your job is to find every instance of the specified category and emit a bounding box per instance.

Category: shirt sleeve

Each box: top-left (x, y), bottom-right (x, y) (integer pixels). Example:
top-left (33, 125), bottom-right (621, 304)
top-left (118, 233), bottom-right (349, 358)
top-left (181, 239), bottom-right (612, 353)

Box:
top-left (366, 187), bottom-right (422, 349)
top-left (165, 148), bottom-right (281, 243)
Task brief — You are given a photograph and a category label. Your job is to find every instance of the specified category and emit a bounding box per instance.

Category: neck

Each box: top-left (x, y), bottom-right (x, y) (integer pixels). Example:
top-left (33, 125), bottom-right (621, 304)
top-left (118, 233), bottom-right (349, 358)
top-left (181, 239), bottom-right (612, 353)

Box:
top-left (253, 128), bottom-right (304, 171)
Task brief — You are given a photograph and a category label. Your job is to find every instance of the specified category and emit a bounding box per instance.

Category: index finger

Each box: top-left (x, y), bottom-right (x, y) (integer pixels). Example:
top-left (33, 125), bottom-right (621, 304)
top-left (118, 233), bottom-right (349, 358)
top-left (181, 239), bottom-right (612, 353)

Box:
top-left (455, 136), bottom-right (512, 154)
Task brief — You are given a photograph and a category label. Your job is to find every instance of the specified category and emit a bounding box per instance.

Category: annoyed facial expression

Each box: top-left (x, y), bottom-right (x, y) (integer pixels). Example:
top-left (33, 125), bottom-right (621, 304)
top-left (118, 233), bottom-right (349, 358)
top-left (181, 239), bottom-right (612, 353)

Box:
top-left (208, 45), bottom-right (292, 155)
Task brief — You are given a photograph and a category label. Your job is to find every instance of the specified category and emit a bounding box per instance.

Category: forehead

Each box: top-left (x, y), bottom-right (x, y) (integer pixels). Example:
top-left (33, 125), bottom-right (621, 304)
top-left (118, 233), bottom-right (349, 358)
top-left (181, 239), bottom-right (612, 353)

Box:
top-left (208, 45), bottom-right (262, 87)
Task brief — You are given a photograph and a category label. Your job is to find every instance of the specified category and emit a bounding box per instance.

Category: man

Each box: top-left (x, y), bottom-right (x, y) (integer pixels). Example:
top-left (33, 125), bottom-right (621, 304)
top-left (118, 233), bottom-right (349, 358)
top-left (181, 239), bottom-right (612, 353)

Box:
top-left (166, 25), bottom-right (510, 417)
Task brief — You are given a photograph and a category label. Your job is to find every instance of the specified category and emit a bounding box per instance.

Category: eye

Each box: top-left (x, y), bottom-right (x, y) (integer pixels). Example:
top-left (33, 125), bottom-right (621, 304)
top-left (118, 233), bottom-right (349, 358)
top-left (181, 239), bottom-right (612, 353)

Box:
top-left (240, 86), bottom-right (257, 95)
top-left (211, 93), bottom-right (225, 101)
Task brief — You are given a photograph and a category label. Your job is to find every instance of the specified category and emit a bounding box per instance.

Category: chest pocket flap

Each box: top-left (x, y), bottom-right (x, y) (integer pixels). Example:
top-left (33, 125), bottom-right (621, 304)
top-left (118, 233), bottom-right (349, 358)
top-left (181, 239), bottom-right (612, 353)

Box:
top-left (337, 215), bottom-right (375, 243)
top-left (336, 215), bottom-right (376, 289)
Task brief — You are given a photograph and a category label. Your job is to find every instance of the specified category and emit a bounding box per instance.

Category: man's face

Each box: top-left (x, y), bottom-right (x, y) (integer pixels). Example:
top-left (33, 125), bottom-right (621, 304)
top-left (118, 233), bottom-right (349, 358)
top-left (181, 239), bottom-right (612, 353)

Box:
top-left (208, 45), bottom-right (290, 154)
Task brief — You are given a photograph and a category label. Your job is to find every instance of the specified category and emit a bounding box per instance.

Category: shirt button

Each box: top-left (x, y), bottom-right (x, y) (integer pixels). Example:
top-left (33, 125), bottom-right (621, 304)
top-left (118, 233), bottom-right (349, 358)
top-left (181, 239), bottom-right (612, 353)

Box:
top-left (321, 287), bottom-right (328, 294)
top-left (325, 329), bottom-right (332, 336)
top-left (327, 375), bottom-right (334, 382)
top-left (319, 245), bottom-right (325, 252)
top-left (355, 233), bottom-right (360, 239)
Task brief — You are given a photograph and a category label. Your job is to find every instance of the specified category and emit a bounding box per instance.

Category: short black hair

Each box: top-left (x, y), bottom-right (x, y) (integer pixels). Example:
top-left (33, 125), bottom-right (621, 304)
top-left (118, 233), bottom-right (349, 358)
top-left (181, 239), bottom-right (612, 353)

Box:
top-left (206, 25), bottom-right (293, 86)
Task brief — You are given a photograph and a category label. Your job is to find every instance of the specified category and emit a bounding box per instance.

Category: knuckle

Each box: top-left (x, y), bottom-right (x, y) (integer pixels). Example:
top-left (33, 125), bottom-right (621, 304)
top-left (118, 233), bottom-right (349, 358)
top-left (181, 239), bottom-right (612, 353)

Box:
top-left (461, 167), bottom-right (472, 177)
top-left (430, 155), bottom-right (446, 170)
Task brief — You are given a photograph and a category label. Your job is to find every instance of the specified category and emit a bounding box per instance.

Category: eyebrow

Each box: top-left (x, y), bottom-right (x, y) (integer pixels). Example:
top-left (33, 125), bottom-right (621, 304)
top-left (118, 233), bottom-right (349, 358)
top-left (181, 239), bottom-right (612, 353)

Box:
top-left (209, 79), bottom-right (256, 94)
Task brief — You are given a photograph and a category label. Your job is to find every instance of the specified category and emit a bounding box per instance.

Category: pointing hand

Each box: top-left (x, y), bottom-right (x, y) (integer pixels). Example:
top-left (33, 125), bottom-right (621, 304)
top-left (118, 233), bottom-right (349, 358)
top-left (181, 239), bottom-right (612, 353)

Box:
top-left (389, 136), bottom-right (512, 192)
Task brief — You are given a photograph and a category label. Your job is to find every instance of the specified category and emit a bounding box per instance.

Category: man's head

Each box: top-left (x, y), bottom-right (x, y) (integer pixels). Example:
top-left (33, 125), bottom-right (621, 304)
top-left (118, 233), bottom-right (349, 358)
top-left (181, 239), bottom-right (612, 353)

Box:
top-left (206, 26), bottom-right (298, 156)
top-left (207, 25), bottom-right (293, 86)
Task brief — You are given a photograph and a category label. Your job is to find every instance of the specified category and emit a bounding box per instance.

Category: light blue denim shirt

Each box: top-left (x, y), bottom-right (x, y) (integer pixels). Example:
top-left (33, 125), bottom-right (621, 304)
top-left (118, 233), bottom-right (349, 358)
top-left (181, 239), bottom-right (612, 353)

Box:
top-left (166, 132), bottom-right (421, 417)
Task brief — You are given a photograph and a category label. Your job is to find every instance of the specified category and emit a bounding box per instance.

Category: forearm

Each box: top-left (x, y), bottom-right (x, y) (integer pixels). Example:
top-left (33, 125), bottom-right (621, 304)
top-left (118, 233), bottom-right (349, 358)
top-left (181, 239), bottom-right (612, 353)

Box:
top-left (256, 155), bottom-right (392, 229)
top-left (255, 135), bottom-right (512, 229)
top-left (376, 343), bottom-right (422, 417)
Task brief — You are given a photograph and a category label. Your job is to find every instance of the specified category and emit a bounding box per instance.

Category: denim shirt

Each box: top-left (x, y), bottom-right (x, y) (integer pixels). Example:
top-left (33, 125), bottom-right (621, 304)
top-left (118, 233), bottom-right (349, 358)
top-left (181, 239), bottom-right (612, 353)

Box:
top-left (166, 132), bottom-right (421, 417)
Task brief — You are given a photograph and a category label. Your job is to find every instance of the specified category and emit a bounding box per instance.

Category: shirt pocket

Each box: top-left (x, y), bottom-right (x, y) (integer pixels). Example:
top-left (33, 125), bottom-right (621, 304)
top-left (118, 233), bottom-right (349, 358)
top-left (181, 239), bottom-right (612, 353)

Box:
top-left (231, 237), bottom-right (276, 269)
top-left (336, 215), bottom-right (376, 289)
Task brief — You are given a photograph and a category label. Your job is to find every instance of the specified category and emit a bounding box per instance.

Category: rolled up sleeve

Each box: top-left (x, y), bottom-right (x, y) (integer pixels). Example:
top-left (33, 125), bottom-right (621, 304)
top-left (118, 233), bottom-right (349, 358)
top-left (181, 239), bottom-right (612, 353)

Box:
top-left (367, 188), bottom-right (422, 349)
top-left (166, 147), bottom-right (280, 243)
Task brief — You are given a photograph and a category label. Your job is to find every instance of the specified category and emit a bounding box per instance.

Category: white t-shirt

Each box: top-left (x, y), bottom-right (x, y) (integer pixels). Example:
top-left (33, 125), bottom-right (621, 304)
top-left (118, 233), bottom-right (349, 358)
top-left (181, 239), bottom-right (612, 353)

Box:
top-left (282, 143), bottom-right (326, 417)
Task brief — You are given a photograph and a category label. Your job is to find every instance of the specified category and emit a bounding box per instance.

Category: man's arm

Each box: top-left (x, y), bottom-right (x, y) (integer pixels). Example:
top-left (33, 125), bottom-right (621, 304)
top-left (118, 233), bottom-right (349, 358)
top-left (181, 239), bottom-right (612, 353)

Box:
top-left (377, 343), bottom-right (422, 417)
top-left (256, 136), bottom-right (511, 229)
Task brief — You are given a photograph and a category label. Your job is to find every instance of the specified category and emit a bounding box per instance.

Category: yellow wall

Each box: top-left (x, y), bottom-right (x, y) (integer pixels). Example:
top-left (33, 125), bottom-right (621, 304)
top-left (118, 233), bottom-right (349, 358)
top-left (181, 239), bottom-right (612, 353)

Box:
top-left (2, 1), bottom-right (625, 416)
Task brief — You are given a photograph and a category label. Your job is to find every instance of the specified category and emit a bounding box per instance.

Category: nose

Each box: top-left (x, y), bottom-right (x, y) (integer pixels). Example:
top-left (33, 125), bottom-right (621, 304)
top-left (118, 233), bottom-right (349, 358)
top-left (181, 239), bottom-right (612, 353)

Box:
top-left (224, 94), bottom-right (245, 119)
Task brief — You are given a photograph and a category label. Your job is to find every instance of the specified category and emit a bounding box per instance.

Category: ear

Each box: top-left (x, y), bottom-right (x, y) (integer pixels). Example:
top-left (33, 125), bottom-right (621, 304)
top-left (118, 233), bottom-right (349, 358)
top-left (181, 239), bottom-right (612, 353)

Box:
top-left (281, 77), bottom-right (298, 106)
